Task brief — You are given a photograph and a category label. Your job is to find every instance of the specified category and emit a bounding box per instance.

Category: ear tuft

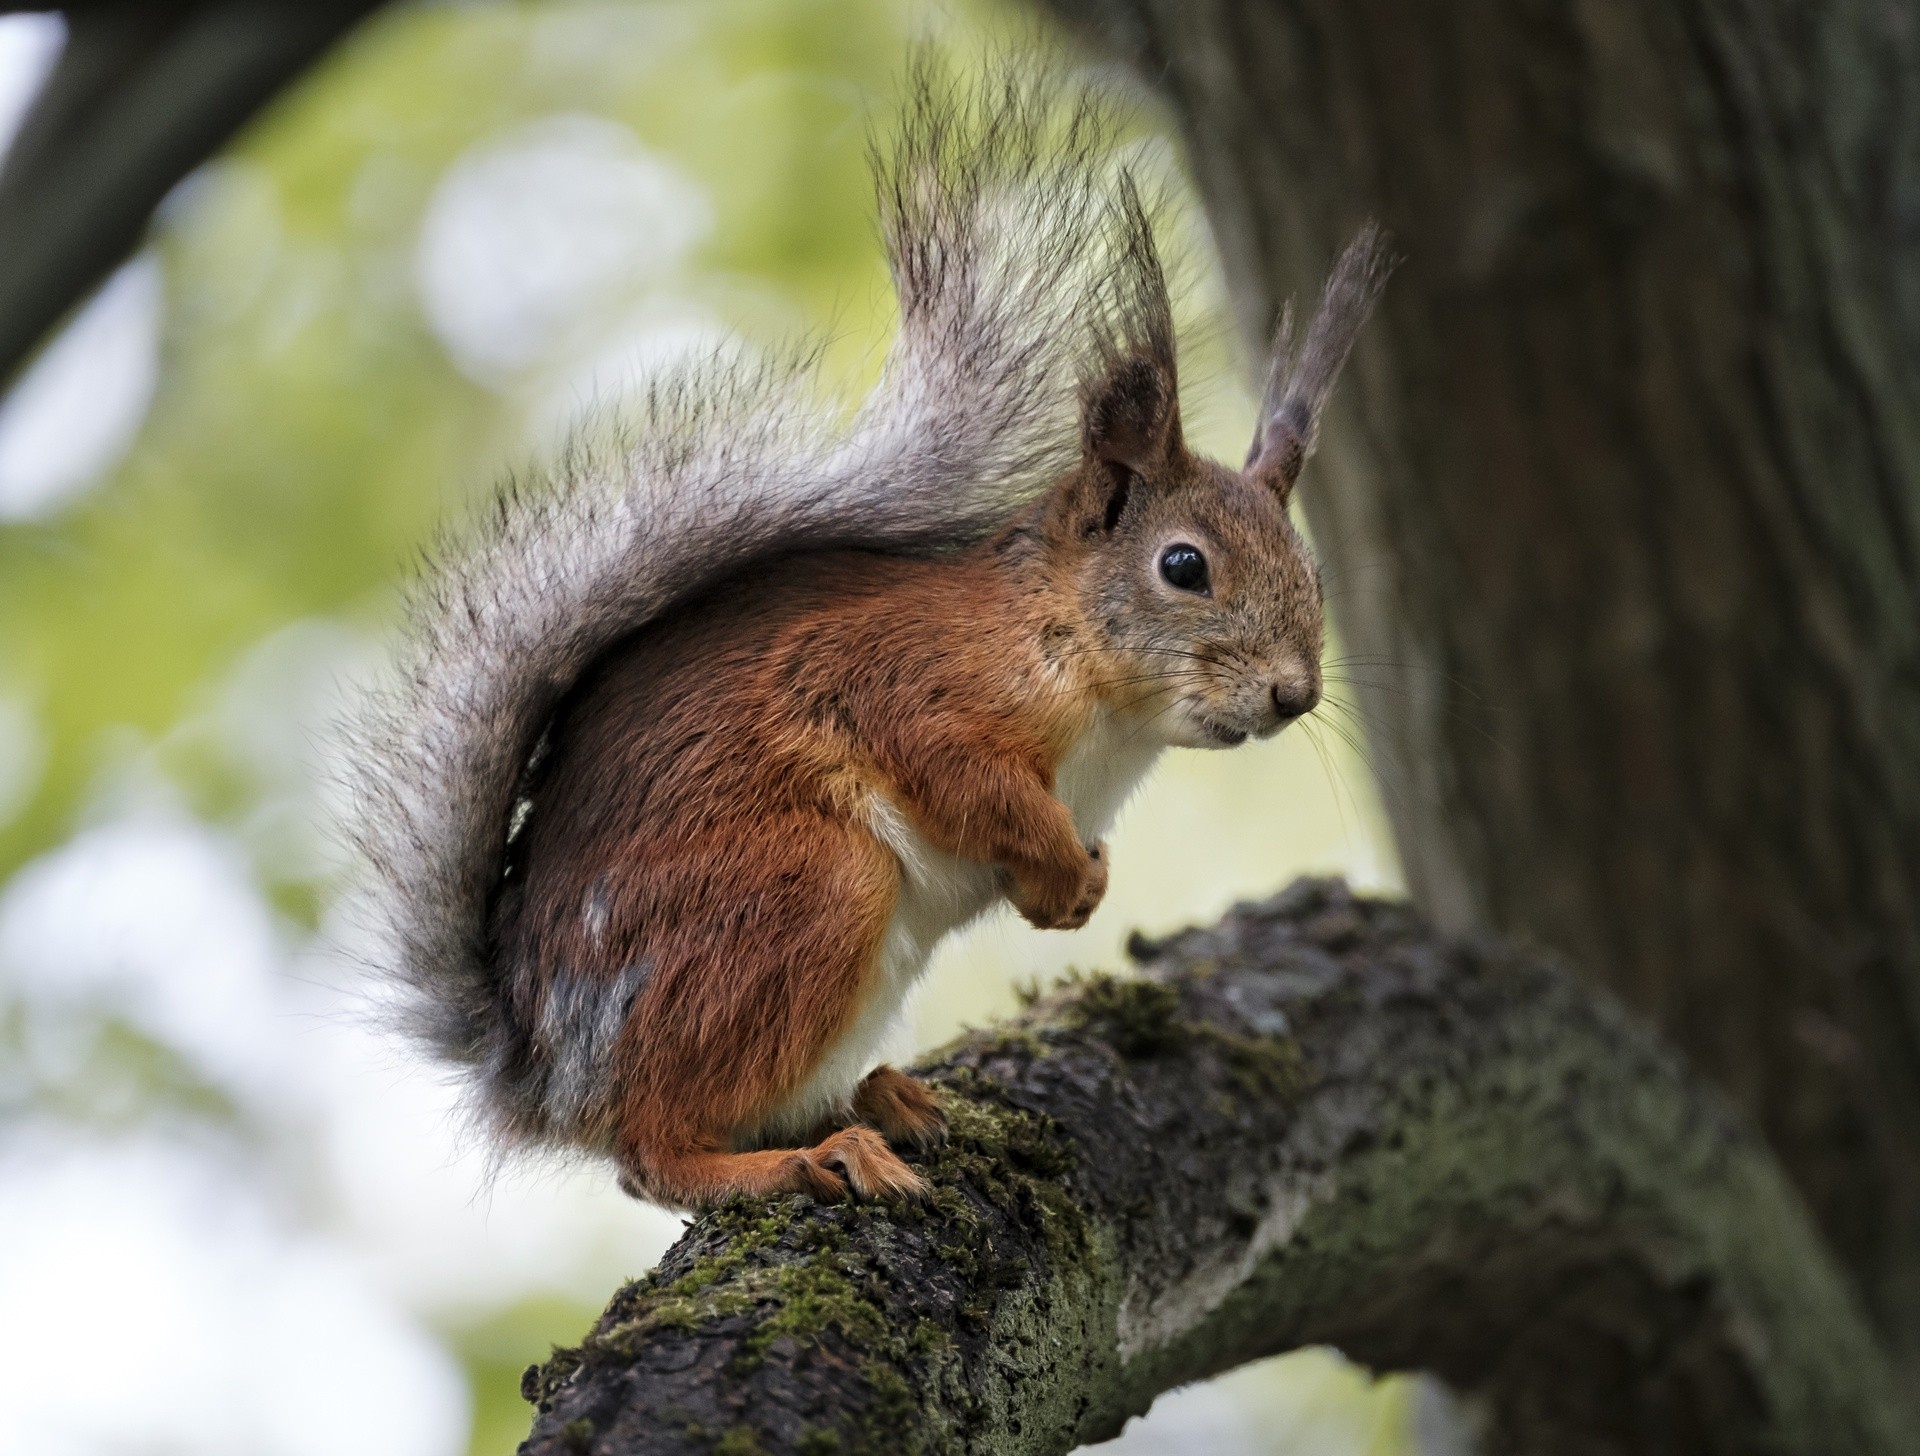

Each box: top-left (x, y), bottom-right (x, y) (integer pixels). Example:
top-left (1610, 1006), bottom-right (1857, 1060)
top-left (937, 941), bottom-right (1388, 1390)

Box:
top-left (1084, 355), bottom-right (1178, 472)
top-left (1248, 223), bottom-right (1392, 502)
top-left (1079, 168), bottom-right (1182, 475)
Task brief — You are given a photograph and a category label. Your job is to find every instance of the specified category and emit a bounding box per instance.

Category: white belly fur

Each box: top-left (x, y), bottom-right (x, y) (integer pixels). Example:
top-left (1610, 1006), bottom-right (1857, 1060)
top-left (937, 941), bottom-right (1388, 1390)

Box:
top-left (752, 708), bottom-right (1166, 1144)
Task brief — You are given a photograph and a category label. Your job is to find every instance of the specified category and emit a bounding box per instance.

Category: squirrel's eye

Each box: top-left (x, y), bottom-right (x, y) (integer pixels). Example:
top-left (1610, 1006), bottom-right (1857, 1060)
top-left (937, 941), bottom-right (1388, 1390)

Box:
top-left (1158, 542), bottom-right (1210, 594)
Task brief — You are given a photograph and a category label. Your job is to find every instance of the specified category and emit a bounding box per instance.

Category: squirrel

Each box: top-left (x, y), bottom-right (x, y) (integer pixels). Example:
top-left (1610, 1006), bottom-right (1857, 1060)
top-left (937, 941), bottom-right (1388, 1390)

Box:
top-left (343, 60), bottom-right (1387, 1211)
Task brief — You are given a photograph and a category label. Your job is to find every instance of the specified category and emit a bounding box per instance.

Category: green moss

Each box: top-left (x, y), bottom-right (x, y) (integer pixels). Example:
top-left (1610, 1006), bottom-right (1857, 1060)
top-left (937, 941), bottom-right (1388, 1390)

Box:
top-left (738, 1257), bottom-right (889, 1366)
top-left (559, 1416), bottom-right (594, 1452)
top-left (914, 1078), bottom-right (1085, 1272)
top-left (939, 969), bottom-right (1194, 1065)
top-left (909, 1318), bottom-right (951, 1358)
top-left (858, 1361), bottom-right (921, 1455)
top-left (583, 1203), bottom-right (810, 1351)
top-left (1195, 1024), bottom-right (1312, 1102)
top-left (796, 1430), bottom-right (843, 1456)
top-left (714, 1426), bottom-right (768, 1456)
top-left (961, 1024), bottom-right (1055, 1061)
top-left (523, 1346), bottom-right (584, 1408)
top-left (1061, 972), bottom-right (1189, 1058)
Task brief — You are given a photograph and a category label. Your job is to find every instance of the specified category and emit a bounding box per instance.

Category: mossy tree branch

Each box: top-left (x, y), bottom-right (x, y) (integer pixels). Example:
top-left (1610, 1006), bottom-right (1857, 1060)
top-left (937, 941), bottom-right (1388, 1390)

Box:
top-left (517, 880), bottom-right (1911, 1456)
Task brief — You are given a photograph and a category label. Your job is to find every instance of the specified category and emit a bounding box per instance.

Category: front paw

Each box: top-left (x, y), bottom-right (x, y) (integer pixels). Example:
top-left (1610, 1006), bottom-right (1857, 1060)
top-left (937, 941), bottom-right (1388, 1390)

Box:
top-left (1014, 841), bottom-right (1109, 930)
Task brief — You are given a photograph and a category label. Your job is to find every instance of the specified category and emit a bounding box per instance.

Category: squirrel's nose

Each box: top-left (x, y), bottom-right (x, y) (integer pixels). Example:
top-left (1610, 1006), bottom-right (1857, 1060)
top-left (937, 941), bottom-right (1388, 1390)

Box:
top-left (1270, 680), bottom-right (1319, 723)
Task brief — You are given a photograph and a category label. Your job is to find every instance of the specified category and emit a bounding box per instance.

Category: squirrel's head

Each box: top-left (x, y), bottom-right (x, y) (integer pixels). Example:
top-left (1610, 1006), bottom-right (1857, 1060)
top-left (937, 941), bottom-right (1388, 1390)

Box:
top-left (1040, 225), bottom-right (1389, 751)
top-left (1044, 351), bottom-right (1325, 749)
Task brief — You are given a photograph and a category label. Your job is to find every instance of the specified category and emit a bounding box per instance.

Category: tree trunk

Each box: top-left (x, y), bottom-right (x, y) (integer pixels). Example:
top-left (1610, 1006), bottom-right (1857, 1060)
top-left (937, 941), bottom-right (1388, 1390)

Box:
top-left (1043, 0), bottom-right (1920, 1379)
top-left (517, 881), bottom-right (1908, 1456)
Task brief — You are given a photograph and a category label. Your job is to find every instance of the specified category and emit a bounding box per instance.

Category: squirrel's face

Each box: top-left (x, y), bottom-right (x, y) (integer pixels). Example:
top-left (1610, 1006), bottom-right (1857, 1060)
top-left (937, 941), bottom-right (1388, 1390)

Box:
top-left (1046, 353), bottom-right (1324, 750)
top-left (1066, 456), bottom-right (1323, 750)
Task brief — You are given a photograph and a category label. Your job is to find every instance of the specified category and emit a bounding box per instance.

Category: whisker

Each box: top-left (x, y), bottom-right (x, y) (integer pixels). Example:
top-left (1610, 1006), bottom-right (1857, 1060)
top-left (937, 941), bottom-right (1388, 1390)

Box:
top-left (1306, 705), bottom-right (1417, 819)
top-left (1298, 717), bottom-right (1357, 842)
top-left (1320, 681), bottom-right (1514, 762)
top-left (1319, 657), bottom-right (1489, 701)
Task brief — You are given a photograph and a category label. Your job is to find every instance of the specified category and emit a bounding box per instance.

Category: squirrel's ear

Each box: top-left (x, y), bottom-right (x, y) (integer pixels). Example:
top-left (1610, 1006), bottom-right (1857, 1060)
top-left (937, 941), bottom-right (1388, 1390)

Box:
top-left (1081, 352), bottom-right (1181, 477)
top-left (1071, 353), bottom-right (1180, 538)
top-left (1247, 224), bottom-right (1392, 503)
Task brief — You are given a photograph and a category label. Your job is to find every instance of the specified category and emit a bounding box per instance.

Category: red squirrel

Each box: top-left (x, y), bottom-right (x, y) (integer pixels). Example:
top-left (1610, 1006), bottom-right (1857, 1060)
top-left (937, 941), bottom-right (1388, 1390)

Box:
top-left (345, 62), bottom-right (1386, 1210)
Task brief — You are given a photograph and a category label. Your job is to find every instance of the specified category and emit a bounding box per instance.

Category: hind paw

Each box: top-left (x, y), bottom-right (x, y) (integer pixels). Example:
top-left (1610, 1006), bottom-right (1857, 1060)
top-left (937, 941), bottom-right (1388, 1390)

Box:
top-left (816, 1125), bottom-right (928, 1202)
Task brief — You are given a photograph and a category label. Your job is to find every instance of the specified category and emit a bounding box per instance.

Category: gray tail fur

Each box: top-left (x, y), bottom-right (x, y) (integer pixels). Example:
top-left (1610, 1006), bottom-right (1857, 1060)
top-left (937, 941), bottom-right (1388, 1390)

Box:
top-left (338, 55), bottom-right (1176, 1115)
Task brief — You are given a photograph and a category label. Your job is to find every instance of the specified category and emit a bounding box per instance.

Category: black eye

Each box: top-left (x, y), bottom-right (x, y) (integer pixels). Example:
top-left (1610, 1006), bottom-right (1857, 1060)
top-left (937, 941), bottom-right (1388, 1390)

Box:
top-left (1158, 542), bottom-right (1210, 593)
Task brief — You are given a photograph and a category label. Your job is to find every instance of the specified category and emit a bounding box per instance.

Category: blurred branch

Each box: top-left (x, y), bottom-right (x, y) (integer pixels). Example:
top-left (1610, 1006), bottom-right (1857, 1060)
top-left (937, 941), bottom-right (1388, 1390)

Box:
top-left (519, 880), bottom-right (1911, 1456)
top-left (0, 0), bottom-right (386, 389)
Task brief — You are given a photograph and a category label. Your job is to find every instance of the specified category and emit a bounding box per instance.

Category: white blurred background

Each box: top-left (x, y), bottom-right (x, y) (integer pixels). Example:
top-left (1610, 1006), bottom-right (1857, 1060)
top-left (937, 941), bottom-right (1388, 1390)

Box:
top-left (0, 5), bottom-right (1415, 1452)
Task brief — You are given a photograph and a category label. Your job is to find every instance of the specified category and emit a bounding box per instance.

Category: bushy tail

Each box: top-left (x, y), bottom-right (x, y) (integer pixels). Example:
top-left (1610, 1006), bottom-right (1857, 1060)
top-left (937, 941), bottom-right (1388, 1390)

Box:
top-left (340, 56), bottom-right (1172, 1084)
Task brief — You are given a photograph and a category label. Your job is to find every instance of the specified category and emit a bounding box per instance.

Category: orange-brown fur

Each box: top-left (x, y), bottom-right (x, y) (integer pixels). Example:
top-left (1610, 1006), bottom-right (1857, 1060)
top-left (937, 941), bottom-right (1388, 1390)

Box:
top-left (498, 541), bottom-right (1095, 1205)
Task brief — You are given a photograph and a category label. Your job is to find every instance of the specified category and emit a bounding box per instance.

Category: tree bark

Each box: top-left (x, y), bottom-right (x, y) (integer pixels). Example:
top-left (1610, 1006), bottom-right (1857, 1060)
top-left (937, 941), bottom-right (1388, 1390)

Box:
top-left (517, 880), bottom-right (1908, 1456)
top-left (1041, 0), bottom-right (1920, 1379)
